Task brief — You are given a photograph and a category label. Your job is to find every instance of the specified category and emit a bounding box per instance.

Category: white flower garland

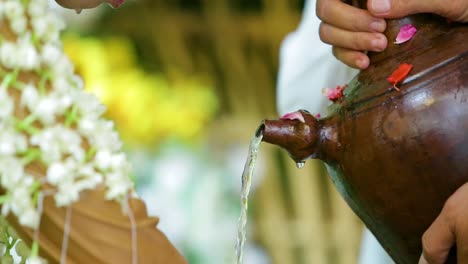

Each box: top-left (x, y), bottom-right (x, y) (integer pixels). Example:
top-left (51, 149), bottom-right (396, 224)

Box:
top-left (0, 0), bottom-right (135, 261)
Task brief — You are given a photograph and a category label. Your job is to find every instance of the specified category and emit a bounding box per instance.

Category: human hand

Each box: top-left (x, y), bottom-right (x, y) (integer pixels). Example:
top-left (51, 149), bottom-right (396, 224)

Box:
top-left (55, 0), bottom-right (124, 10)
top-left (317, 0), bottom-right (388, 69)
top-left (419, 182), bottom-right (468, 264)
top-left (317, 0), bottom-right (468, 69)
top-left (368, 0), bottom-right (468, 22)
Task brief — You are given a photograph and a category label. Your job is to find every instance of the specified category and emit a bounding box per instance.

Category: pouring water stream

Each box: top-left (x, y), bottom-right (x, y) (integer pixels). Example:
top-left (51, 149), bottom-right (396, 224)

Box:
top-left (235, 125), bottom-right (263, 264)
top-left (235, 124), bottom-right (305, 263)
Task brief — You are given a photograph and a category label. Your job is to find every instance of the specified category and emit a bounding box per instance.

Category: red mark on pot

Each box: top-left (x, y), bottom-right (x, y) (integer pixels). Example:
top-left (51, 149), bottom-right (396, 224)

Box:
top-left (387, 63), bottom-right (413, 91)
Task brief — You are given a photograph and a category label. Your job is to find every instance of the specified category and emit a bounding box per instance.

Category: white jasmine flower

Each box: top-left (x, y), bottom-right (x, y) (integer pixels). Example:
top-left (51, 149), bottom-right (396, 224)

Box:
top-left (51, 55), bottom-right (74, 76)
top-left (31, 16), bottom-right (48, 39)
top-left (52, 89), bottom-right (75, 111)
top-left (0, 139), bottom-right (16, 156)
top-left (28, 0), bottom-right (48, 18)
top-left (30, 125), bottom-right (83, 163)
top-left (9, 176), bottom-right (35, 215)
top-left (95, 149), bottom-right (112, 170)
top-left (32, 13), bottom-right (65, 43)
top-left (81, 120), bottom-right (122, 152)
top-left (95, 128), bottom-right (121, 152)
top-left (1, 34), bottom-right (40, 70)
top-left (79, 163), bottom-right (101, 180)
top-left (35, 96), bottom-right (59, 125)
top-left (57, 93), bottom-right (74, 112)
top-left (52, 75), bottom-right (73, 93)
top-left (75, 176), bottom-right (102, 191)
top-left (26, 256), bottom-right (46, 264)
top-left (10, 187), bottom-right (31, 214)
top-left (96, 152), bottom-right (133, 200)
top-left (0, 129), bottom-right (27, 155)
top-left (0, 88), bottom-right (14, 120)
top-left (75, 92), bottom-right (106, 120)
top-left (47, 161), bottom-right (71, 184)
top-left (76, 164), bottom-right (103, 189)
top-left (69, 144), bottom-right (85, 163)
top-left (31, 128), bottom-right (62, 162)
top-left (0, 42), bottom-right (18, 69)
top-left (49, 76), bottom-right (83, 109)
top-left (78, 163), bottom-right (95, 176)
top-left (55, 180), bottom-right (80, 206)
top-left (66, 126), bottom-right (82, 144)
top-left (59, 126), bottom-right (82, 148)
top-left (49, 160), bottom-right (103, 206)
top-left (21, 83), bottom-right (39, 109)
top-left (10, 16), bottom-right (27, 35)
top-left (77, 117), bottom-right (97, 136)
top-left (109, 153), bottom-right (130, 171)
top-left (19, 207), bottom-right (40, 229)
top-left (4, 1), bottom-right (24, 20)
top-left (41, 43), bottom-right (62, 66)
top-left (70, 74), bottom-right (84, 90)
top-left (16, 34), bottom-right (40, 70)
top-left (104, 171), bottom-right (133, 200)
top-left (49, 82), bottom-right (76, 113)
top-left (22, 84), bottom-right (73, 124)
top-left (0, 157), bottom-right (25, 189)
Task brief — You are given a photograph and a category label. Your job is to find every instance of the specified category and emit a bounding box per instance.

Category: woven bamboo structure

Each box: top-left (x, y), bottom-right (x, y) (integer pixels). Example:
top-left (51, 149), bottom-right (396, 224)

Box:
top-left (97, 0), bottom-right (363, 263)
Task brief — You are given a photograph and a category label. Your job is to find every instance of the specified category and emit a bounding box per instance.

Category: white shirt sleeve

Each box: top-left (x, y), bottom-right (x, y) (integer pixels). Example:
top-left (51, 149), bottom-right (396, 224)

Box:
top-left (276, 0), bottom-right (358, 116)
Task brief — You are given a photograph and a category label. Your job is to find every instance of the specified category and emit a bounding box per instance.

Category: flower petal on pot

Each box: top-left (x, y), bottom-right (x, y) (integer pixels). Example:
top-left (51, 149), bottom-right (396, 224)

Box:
top-left (107, 0), bottom-right (125, 8)
top-left (322, 84), bottom-right (347, 102)
top-left (280, 111), bottom-right (305, 123)
top-left (395, 24), bottom-right (417, 44)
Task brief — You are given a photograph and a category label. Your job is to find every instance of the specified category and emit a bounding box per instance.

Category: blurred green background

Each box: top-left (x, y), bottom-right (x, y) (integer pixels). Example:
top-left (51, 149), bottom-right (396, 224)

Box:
top-left (57, 0), bottom-right (363, 263)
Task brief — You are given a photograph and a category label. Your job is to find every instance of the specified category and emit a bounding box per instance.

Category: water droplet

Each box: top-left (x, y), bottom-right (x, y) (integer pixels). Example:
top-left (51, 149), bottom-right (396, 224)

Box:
top-left (296, 161), bottom-right (305, 169)
top-left (75, 9), bottom-right (82, 14)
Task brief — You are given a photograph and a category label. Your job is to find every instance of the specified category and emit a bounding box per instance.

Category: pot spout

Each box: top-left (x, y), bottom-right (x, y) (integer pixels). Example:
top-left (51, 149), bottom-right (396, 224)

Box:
top-left (261, 110), bottom-right (320, 163)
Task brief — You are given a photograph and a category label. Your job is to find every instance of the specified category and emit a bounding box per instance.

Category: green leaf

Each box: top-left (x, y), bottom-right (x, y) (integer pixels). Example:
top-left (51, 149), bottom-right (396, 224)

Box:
top-left (22, 148), bottom-right (42, 165)
top-left (65, 106), bottom-right (79, 127)
top-left (0, 195), bottom-right (10, 204)
top-left (85, 146), bottom-right (97, 162)
top-left (30, 240), bottom-right (38, 257)
top-left (31, 33), bottom-right (40, 47)
top-left (31, 187), bottom-right (42, 206)
top-left (1, 254), bottom-right (13, 264)
top-left (15, 116), bottom-right (40, 136)
top-left (38, 70), bottom-right (51, 95)
top-left (0, 69), bottom-right (19, 90)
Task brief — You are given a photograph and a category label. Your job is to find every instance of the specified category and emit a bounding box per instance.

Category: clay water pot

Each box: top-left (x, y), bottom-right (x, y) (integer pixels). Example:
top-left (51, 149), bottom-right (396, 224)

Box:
top-left (262, 2), bottom-right (468, 263)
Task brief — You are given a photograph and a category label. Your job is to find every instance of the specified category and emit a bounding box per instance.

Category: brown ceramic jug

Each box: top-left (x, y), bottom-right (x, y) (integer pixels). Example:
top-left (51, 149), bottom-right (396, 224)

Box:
top-left (261, 1), bottom-right (468, 263)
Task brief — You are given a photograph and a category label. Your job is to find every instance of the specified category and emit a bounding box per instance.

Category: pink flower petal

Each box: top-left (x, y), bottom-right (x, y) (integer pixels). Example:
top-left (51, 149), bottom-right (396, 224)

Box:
top-left (395, 24), bottom-right (417, 44)
top-left (280, 111), bottom-right (305, 123)
top-left (322, 84), bottom-right (347, 102)
top-left (108, 0), bottom-right (125, 8)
